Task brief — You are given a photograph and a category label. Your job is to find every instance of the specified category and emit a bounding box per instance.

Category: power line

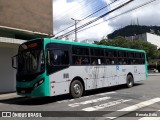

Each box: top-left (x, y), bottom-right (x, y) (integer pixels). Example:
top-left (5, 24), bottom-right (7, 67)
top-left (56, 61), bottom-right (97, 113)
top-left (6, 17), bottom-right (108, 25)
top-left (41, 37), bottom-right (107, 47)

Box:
top-left (54, 0), bottom-right (120, 36)
top-left (55, 0), bottom-right (134, 39)
top-left (55, 0), bottom-right (132, 38)
top-left (54, 0), bottom-right (103, 24)
top-left (77, 0), bottom-right (158, 34)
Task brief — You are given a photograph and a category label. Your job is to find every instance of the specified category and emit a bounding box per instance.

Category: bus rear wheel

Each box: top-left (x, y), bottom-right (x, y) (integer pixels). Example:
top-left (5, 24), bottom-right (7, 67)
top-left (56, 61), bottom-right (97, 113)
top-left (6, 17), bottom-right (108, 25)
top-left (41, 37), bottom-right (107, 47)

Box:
top-left (126, 75), bottom-right (134, 88)
top-left (70, 80), bottom-right (83, 98)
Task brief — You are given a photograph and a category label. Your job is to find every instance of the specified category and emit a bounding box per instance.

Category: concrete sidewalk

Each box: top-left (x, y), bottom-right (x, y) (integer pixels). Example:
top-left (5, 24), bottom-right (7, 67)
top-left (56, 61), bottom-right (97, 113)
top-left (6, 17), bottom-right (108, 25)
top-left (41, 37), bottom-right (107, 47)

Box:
top-left (0, 92), bottom-right (19, 100)
top-left (148, 73), bottom-right (160, 76)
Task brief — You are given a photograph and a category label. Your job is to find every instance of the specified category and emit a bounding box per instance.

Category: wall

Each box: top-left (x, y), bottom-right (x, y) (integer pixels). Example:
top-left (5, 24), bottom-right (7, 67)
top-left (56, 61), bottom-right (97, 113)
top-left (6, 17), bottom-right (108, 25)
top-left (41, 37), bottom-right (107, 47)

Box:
top-left (0, 0), bottom-right (53, 35)
top-left (0, 37), bottom-right (25, 93)
top-left (0, 47), bottom-right (17, 93)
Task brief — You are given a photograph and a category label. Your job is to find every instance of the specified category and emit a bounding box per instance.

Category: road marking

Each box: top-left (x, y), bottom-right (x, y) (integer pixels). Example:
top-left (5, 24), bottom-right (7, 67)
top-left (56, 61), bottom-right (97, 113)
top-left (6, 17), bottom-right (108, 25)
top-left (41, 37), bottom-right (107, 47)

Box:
top-left (105, 98), bottom-right (160, 119)
top-left (57, 99), bottom-right (74, 103)
top-left (68, 96), bottom-right (111, 107)
top-left (82, 99), bottom-right (132, 111)
top-left (57, 92), bottom-right (116, 103)
top-left (98, 92), bottom-right (116, 96)
top-left (138, 110), bottom-right (160, 120)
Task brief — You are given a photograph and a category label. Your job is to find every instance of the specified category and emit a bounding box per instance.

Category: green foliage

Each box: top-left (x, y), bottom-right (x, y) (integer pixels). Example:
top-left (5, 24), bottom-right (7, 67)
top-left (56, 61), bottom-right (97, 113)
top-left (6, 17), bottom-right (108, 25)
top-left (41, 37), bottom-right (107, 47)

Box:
top-left (94, 36), bottom-right (158, 59)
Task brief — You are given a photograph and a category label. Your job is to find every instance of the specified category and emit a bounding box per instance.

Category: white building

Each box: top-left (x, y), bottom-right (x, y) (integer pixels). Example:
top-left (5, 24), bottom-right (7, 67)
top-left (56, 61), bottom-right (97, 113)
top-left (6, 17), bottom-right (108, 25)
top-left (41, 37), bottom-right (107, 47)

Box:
top-left (81, 39), bottom-right (94, 44)
top-left (125, 33), bottom-right (160, 49)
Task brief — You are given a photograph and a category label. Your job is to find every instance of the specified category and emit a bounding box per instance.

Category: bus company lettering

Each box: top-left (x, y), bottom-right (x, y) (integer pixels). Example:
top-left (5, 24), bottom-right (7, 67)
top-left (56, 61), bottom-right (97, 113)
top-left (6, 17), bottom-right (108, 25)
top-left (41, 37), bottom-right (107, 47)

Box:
top-left (28, 113), bottom-right (42, 117)
top-left (12, 112), bottom-right (42, 117)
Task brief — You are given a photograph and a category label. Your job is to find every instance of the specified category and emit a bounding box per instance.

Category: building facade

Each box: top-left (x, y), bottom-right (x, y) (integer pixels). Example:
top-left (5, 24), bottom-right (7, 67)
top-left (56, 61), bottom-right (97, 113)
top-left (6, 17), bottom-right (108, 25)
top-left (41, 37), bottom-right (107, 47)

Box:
top-left (0, 0), bottom-right (53, 93)
top-left (0, 0), bottom-right (53, 36)
top-left (125, 33), bottom-right (160, 49)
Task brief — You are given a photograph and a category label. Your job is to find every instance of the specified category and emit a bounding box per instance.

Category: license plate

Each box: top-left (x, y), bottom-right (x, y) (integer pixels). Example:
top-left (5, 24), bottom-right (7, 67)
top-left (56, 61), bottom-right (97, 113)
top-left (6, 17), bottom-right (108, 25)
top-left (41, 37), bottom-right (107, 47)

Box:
top-left (21, 90), bottom-right (26, 93)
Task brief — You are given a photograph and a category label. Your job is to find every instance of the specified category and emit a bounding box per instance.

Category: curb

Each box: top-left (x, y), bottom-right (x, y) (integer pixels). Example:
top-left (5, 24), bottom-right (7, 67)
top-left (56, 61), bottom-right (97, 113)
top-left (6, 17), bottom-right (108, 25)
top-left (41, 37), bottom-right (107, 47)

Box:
top-left (0, 93), bottom-right (19, 100)
top-left (148, 74), bottom-right (160, 76)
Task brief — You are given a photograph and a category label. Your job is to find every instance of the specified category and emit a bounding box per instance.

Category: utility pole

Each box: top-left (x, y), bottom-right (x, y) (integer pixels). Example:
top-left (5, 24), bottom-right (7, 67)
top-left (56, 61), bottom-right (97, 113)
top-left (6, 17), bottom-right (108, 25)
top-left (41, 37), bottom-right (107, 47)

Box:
top-left (71, 18), bottom-right (80, 42)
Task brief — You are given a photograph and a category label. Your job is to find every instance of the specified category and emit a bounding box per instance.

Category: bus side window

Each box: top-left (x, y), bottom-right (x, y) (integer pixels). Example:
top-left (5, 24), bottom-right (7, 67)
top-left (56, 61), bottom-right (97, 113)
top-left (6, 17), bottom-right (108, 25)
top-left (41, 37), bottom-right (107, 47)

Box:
top-left (82, 57), bottom-right (89, 64)
top-left (106, 59), bottom-right (110, 65)
top-left (49, 49), bottom-right (69, 66)
top-left (75, 58), bottom-right (81, 64)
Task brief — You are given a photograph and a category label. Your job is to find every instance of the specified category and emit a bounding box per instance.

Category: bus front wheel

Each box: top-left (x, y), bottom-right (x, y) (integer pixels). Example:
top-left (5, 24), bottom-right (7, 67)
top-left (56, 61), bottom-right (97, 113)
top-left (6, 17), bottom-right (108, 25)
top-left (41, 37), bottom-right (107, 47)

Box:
top-left (70, 80), bottom-right (83, 98)
top-left (126, 75), bottom-right (134, 88)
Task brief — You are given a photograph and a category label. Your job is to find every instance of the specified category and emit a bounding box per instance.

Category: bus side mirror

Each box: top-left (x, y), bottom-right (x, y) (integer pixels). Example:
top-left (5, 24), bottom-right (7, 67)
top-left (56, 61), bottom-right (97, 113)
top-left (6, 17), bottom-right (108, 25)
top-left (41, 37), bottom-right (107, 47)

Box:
top-left (12, 55), bottom-right (18, 69)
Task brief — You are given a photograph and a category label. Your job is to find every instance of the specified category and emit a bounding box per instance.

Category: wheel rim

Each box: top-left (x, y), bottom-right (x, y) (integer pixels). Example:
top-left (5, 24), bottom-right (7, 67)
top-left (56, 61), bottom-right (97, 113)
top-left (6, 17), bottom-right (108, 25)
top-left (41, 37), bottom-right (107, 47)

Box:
top-left (73, 84), bottom-right (81, 95)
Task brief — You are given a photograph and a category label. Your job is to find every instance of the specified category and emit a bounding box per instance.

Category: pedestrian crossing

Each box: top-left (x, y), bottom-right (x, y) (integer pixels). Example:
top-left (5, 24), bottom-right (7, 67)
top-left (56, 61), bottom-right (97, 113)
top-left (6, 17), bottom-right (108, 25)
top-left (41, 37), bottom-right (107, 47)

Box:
top-left (68, 96), bottom-right (111, 107)
top-left (58, 91), bottom-right (160, 119)
top-left (57, 91), bottom-right (116, 103)
top-left (82, 99), bottom-right (132, 111)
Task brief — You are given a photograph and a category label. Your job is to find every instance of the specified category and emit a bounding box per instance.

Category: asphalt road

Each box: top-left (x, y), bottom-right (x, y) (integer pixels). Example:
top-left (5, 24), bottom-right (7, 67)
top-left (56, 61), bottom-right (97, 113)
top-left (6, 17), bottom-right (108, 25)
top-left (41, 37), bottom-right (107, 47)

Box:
top-left (0, 76), bottom-right (160, 120)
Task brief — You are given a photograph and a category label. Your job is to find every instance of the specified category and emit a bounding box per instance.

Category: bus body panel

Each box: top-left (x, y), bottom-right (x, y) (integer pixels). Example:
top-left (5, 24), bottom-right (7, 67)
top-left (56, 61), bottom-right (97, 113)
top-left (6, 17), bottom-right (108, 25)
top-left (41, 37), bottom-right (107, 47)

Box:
top-left (16, 72), bottom-right (50, 96)
top-left (49, 65), bottom-right (146, 96)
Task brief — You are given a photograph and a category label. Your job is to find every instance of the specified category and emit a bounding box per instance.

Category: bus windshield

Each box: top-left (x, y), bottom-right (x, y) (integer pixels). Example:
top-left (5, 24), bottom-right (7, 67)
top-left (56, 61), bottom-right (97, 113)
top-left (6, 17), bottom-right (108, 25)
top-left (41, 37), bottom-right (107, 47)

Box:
top-left (18, 49), bottom-right (43, 73)
top-left (17, 41), bottom-right (44, 76)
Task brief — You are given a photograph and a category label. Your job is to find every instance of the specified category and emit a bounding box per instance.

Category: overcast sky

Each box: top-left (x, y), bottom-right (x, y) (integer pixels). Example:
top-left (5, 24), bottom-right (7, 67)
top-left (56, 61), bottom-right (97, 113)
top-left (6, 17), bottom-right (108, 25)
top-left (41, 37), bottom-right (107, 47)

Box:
top-left (53, 0), bottom-right (160, 41)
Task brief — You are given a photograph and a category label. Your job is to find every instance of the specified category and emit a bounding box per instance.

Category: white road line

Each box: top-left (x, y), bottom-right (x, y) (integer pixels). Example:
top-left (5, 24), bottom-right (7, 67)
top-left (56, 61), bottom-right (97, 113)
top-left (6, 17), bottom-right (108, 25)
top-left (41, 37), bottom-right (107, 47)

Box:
top-left (98, 92), bottom-right (116, 96)
top-left (138, 110), bottom-right (160, 120)
top-left (57, 92), bottom-right (116, 103)
top-left (68, 97), bottom-right (111, 107)
top-left (82, 99), bottom-right (132, 111)
top-left (105, 98), bottom-right (160, 119)
top-left (81, 92), bottom-right (116, 99)
top-left (57, 99), bottom-right (74, 103)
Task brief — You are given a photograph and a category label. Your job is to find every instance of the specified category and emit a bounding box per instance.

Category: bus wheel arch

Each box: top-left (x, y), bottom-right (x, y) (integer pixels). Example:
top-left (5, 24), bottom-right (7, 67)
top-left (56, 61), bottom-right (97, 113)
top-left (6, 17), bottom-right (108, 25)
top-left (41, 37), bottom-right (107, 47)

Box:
top-left (126, 73), bottom-right (134, 88)
top-left (70, 77), bottom-right (85, 98)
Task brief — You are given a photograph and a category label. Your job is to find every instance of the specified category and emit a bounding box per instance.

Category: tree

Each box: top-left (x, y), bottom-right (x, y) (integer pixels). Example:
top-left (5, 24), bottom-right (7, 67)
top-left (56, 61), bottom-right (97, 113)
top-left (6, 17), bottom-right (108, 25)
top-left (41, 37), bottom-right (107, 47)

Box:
top-left (94, 36), bottom-right (158, 59)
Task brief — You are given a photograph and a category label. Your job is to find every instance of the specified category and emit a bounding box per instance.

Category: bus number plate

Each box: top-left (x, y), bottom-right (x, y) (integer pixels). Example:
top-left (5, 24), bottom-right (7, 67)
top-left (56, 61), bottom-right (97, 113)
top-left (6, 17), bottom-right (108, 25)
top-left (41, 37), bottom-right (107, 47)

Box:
top-left (21, 90), bottom-right (26, 93)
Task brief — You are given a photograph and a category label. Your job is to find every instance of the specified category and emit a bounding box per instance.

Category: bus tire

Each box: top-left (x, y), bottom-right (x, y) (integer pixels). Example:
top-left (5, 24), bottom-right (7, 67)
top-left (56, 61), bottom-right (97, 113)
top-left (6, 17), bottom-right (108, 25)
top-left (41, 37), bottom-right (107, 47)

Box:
top-left (126, 75), bottom-right (134, 88)
top-left (70, 80), bottom-right (83, 98)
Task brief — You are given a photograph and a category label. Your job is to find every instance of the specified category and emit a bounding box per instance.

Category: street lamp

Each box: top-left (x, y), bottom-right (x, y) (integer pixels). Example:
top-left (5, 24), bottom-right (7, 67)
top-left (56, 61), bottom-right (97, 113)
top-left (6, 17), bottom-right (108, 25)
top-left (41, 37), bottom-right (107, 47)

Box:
top-left (71, 18), bottom-right (81, 42)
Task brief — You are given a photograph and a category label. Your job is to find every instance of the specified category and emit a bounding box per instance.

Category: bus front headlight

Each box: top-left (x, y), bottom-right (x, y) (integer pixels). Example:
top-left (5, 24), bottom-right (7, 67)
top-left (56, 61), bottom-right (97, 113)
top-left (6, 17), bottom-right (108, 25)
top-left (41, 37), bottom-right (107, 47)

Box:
top-left (34, 79), bottom-right (44, 88)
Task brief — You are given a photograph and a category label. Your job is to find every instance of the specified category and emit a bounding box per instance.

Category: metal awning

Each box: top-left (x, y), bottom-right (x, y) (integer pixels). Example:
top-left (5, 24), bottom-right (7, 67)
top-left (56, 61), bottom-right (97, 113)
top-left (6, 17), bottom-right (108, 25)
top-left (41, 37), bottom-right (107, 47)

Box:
top-left (0, 25), bottom-right (54, 40)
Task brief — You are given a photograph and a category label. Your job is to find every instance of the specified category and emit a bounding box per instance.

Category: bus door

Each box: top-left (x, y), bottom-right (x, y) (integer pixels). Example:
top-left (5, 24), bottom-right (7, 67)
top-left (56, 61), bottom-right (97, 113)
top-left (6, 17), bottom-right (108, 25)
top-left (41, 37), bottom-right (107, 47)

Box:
top-left (47, 43), bottom-right (71, 96)
top-left (93, 66), bottom-right (105, 89)
top-left (91, 57), bottom-right (105, 88)
top-left (106, 65), bottom-right (119, 87)
top-left (113, 65), bottom-right (119, 85)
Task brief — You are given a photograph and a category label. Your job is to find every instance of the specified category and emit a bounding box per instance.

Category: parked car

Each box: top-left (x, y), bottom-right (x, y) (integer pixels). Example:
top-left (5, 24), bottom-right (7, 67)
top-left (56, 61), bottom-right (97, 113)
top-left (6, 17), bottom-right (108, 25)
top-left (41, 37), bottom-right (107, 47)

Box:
top-left (149, 68), bottom-right (159, 73)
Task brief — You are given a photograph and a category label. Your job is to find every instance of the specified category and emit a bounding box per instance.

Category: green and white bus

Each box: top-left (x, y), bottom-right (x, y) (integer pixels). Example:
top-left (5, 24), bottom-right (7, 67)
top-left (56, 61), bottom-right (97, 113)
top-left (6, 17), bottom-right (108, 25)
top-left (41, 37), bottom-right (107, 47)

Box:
top-left (12, 38), bottom-right (148, 98)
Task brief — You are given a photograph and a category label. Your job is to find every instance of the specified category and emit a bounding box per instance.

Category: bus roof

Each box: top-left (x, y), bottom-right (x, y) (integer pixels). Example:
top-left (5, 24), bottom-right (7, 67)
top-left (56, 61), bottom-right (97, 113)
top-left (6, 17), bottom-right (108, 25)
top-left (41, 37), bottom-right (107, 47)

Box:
top-left (42, 38), bottom-right (145, 53)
